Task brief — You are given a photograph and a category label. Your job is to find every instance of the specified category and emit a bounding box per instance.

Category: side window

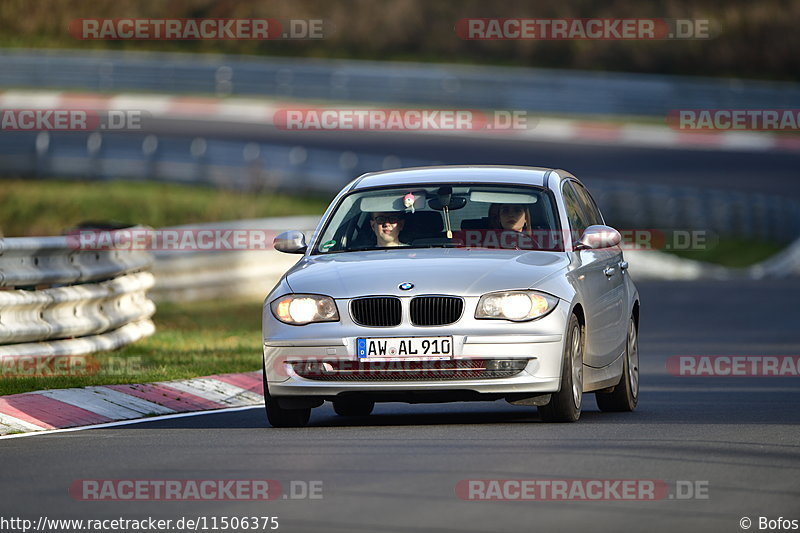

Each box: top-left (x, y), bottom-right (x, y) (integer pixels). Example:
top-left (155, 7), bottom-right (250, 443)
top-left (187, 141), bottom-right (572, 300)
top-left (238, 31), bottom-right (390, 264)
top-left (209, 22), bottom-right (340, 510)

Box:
top-left (571, 182), bottom-right (604, 226)
top-left (561, 182), bottom-right (590, 235)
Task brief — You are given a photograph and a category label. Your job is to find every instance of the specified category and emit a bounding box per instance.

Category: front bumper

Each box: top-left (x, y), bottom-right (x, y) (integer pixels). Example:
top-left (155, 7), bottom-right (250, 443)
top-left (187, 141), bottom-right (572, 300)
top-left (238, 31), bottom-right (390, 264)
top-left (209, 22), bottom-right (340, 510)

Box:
top-left (263, 296), bottom-right (568, 398)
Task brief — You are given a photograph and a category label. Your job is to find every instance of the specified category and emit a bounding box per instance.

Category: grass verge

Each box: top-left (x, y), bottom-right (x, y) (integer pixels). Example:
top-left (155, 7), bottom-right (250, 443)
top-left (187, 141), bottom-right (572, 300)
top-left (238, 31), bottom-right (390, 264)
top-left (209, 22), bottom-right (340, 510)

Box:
top-left (0, 178), bottom-right (330, 237)
top-left (0, 299), bottom-right (263, 396)
top-left (661, 238), bottom-right (784, 268)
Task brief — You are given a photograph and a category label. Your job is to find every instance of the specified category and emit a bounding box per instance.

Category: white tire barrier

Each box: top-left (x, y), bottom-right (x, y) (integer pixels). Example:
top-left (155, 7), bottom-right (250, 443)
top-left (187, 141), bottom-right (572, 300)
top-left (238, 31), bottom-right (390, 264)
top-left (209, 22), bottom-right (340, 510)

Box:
top-left (0, 231), bottom-right (156, 359)
top-left (0, 319), bottom-right (155, 359)
top-left (0, 271), bottom-right (155, 344)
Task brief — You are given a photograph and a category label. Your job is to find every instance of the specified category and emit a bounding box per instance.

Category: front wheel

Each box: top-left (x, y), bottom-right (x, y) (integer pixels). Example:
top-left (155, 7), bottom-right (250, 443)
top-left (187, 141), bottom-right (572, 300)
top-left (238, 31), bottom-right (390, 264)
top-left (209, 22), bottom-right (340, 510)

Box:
top-left (264, 395), bottom-right (311, 428)
top-left (539, 313), bottom-right (583, 423)
top-left (596, 316), bottom-right (639, 412)
top-left (262, 364), bottom-right (311, 428)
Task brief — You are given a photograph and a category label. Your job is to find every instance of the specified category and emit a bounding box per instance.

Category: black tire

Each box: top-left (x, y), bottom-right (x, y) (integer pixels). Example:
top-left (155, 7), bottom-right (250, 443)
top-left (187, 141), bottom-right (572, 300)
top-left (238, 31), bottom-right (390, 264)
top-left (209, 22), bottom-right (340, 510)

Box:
top-left (539, 314), bottom-right (584, 423)
top-left (596, 316), bottom-right (639, 412)
top-left (265, 396), bottom-right (310, 428)
top-left (262, 363), bottom-right (311, 428)
top-left (333, 397), bottom-right (375, 417)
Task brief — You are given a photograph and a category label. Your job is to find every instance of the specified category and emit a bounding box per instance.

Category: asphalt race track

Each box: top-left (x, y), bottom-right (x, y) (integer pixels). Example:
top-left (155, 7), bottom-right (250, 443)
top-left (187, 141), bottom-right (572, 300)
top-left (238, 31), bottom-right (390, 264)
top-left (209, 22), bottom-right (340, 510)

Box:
top-left (144, 116), bottom-right (800, 197)
top-left (2, 280), bottom-right (799, 533)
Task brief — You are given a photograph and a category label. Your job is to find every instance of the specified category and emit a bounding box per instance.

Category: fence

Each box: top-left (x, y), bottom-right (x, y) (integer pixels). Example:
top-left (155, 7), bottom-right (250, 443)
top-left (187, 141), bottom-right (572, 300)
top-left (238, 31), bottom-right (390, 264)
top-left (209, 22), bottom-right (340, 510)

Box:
top-left (2, 49), bottom-right (799, 116)
top-left (2, 128), bottom-right (799, 244)
top-left (1, 49), bottom-right (799, 242)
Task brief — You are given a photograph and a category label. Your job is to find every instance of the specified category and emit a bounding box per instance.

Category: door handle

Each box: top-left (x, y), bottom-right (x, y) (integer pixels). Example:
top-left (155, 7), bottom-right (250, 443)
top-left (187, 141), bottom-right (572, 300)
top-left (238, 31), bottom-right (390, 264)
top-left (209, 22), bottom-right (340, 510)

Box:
top-left (603, 266), bottom-right (616, 277)
top-left (619, 261), bottom-right (629, 273)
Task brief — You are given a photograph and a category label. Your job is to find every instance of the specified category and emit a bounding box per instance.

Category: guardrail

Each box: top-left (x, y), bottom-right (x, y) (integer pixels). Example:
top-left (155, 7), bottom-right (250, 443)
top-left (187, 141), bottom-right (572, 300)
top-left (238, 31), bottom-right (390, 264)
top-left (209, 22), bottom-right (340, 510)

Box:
top-left (1, 50), bottom-right (799, 243)
top-left (590, 181), bottom-right (800, 244)
top-left (2, 127), bottom-right (798, 244)
top-left (0, 230), bottom-right (155, 358)
top-left (2, 49), bottom-right (799, 116)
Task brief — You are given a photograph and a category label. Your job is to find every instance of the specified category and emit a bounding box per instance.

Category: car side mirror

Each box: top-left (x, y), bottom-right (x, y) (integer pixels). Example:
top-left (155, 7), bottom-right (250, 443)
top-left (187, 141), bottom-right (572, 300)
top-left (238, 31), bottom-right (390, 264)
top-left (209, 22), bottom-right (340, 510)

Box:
top-left (274, 230), bottom-right (307, 254)
top-left (574, 225), bottom-right (621, 251)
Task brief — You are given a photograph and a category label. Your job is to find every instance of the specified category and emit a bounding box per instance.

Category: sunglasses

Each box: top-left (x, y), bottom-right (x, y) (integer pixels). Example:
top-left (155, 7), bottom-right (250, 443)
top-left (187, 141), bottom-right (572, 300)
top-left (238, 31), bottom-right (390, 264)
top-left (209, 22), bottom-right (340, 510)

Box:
top-left (373, 216), bottom-right (401, 224)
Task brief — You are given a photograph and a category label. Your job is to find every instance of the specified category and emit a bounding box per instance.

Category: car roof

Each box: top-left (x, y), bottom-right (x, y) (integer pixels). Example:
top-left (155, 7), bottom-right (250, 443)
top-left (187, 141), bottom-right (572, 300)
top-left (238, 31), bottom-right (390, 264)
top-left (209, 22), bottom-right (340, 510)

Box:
top-left (351, 165), bottom-right (570, 191)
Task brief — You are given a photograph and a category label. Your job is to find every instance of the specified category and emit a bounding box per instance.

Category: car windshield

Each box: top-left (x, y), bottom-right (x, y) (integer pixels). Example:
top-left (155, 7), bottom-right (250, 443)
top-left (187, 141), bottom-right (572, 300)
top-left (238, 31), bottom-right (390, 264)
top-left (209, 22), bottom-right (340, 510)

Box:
top-left (313, 184), bottom-right (564, 254)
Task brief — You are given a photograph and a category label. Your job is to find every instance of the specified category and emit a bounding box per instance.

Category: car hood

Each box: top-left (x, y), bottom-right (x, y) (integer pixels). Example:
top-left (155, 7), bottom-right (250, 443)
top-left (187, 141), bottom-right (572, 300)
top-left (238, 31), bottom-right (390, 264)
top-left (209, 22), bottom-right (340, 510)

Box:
top-left (282, 248), bottom-right (569, 298)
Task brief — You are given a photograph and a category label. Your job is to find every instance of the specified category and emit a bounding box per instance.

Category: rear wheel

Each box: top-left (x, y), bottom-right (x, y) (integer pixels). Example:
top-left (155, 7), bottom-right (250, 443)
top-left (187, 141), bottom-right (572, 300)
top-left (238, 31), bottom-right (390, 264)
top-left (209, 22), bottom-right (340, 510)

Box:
top-left (262, 363), bottom-right (311, 428)
top-left (333, 397), bottom-right (375, 417)
top-left (596, 316), bottom-right (639, 412)
top-left (539, 314), bottom-right (583, 423)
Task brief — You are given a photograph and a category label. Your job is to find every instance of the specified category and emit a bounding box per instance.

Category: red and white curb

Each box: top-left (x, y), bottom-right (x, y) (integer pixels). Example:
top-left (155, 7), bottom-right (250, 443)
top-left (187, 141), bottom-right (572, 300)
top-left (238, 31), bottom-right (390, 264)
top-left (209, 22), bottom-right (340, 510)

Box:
top-left (0, 371), bottom-right (264, 436)
top-left (2, 90), bottom-right (799, 153)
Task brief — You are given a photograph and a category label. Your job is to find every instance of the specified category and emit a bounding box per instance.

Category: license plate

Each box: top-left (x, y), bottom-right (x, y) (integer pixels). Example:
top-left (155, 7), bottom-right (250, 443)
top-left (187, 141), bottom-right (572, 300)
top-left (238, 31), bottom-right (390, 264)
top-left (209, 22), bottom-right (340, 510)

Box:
top-left (357, 337), bottom-right (453, 359)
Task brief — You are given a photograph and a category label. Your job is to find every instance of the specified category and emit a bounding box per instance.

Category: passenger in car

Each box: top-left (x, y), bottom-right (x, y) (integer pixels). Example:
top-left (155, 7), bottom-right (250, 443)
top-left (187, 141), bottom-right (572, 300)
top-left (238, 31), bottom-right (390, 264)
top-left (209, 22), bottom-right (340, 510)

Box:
top-left (370, 211), bottom-right (407, 247)
top-left (489, 203), bottom-right (532, 234)
top-left (484, 203), bottom-right (537, 249)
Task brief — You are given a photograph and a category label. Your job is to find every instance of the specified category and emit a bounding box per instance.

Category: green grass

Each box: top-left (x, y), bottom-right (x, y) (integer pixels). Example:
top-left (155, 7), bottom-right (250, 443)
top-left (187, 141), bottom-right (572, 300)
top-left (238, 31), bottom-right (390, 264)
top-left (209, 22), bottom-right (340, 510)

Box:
top-left (662, 238), bottom-right (784, 268)
top-left (0, 178), bottom-right (330, 237)
top-left (0, 299), bottom-right (264, 396)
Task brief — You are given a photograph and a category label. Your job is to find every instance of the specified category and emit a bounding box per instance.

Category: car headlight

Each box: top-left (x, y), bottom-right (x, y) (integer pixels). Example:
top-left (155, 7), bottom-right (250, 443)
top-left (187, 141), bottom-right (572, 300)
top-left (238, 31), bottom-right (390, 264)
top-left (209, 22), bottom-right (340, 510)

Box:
top-left (475, 291), bottom-right (558, 321)
top-left (270, 294), bottom-right (339, 325)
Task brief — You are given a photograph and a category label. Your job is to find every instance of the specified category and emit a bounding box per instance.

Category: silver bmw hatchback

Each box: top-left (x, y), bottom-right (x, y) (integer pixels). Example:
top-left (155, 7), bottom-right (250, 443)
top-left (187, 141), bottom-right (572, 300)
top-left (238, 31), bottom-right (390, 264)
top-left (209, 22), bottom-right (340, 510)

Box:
top-left (263, 166), bottom-right (640, 426)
